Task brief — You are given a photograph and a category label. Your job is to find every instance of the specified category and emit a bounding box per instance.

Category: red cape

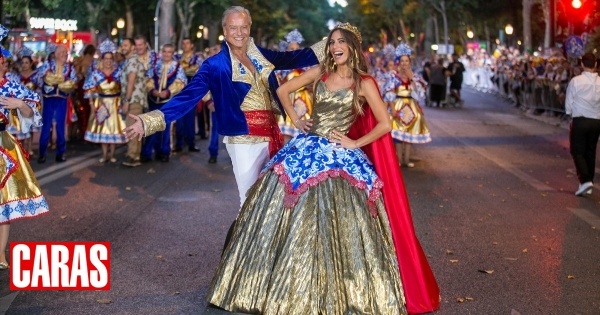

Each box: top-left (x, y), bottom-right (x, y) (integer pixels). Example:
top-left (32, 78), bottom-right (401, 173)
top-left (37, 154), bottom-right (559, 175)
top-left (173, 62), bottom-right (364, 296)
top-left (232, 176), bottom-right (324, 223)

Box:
top-left (348, 86), bottom-right (440, 314)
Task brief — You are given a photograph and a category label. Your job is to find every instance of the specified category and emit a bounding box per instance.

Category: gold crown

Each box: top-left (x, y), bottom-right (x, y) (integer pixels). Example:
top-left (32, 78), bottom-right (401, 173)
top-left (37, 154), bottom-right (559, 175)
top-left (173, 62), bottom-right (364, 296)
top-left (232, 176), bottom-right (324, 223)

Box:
top-left (335, 22), bottom-right (362, 44)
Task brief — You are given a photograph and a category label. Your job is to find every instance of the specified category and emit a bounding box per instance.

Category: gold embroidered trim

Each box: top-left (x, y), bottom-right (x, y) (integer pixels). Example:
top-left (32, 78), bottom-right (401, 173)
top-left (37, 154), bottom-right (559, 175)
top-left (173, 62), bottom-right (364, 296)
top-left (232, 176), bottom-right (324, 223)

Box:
top-left (226, 135), bottom-right (270, 144)
top-left (310, 39), bottom-right (327, 63)
top-left (168, 80), bottom-right (185, 96)
top-left (139, 110), bottom-right (166, 136)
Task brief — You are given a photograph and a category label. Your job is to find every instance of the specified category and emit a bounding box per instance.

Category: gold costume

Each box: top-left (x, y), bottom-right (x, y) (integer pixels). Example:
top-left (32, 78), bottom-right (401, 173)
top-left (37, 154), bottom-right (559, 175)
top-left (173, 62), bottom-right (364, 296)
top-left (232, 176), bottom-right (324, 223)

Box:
top-left (84, 71), bottom-right (127, 144)
top-left (207, 80), bottom-right (407, 315)
top-left (390, 82), bottom-right (431, 143)
top-left (0, 79), bottom-right (49, 222)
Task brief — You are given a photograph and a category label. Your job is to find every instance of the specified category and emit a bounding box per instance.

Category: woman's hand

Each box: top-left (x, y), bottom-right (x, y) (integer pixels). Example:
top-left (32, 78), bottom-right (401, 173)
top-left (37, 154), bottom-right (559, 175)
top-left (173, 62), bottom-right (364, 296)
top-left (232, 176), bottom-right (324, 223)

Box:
top-left (294, 118), bottom-right (313, 133)
top-left (123, 114), bottom-right (144, 141)
top-left (0, 96), bottom-right (26, 110)
top-left (0, 96), bottom-right (33, 117)
top-left (402, 67), bottom-right (414, 81)
top-left (329, 129), bottom-right (358, 149)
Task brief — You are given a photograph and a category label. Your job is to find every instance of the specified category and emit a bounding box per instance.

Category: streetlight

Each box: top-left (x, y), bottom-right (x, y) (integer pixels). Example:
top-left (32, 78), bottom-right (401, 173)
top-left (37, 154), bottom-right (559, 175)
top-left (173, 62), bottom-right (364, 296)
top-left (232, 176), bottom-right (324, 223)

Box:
top-left (505, 24), bottom-right (513, 47)
top-left (466, 30), bottom-right (474, 39)
top-left (116, 18), bottom-right (125, 44)
top-left (572, 0), bottom-right (582, 9)
top-left (202, 26), bottom-right (208, 39)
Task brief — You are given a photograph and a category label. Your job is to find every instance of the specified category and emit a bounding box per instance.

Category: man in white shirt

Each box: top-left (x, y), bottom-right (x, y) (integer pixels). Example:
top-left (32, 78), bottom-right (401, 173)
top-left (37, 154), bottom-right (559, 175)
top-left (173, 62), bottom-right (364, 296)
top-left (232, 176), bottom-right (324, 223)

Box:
top-left (565, 53), bottom-right (600, 196)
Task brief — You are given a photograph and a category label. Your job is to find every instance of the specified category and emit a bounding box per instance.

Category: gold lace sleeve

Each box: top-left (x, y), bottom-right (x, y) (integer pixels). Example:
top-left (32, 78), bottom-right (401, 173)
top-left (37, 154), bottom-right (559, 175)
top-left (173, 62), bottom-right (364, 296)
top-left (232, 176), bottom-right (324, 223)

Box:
top-left (44, 72), bottom-right (65, 86)
top-left (168, 80), bottom-right (185, 96)
top-left (58, 80), bottom-right (76, 94)
top-left (184, 65), bottom-right (199, 77)
top-left (138, 110), bottom-right (166, 136)
top-left (146, 78), bottom-right (155, 91)
top-left (310, 39), bottom-right (327, 63)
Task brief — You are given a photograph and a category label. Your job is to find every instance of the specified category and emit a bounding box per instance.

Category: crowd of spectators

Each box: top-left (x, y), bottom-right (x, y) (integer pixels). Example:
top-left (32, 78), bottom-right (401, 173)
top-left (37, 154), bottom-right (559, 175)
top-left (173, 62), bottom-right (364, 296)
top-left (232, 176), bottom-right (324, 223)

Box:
top-left (461, 47), bottom-right (584, 116)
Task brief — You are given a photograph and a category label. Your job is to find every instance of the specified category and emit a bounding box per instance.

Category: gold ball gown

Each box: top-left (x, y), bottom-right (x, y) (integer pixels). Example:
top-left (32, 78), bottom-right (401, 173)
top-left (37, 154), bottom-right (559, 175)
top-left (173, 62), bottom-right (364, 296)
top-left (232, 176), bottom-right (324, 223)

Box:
top-left (207, 76), bottom-right (409, 314)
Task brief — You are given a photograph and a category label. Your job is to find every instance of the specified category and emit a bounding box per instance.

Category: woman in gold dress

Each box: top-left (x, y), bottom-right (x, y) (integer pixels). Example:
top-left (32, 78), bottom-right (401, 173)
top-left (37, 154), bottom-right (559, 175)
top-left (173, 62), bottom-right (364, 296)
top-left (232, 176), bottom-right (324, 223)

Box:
top-left (83, 39), bottom-right (127, 163)
top-left (0, 24), bottom-right (49, 269)
top-left (389, 43), bottom-right (431, 167)
top-left (207, 23), bottom-right (440, 314)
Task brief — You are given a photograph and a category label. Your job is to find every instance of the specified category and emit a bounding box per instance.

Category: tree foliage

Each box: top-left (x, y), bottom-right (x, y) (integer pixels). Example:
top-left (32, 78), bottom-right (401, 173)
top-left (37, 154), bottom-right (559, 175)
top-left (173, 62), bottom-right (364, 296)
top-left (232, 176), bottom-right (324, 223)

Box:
top-left (5, 0), bottom-right (566, 53)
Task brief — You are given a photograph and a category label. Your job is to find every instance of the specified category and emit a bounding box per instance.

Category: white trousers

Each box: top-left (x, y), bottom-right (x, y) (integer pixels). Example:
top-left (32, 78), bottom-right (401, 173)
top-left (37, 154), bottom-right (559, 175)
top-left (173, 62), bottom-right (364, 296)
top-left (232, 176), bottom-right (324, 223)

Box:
top-left (224, 138), bottom-right (271, 209)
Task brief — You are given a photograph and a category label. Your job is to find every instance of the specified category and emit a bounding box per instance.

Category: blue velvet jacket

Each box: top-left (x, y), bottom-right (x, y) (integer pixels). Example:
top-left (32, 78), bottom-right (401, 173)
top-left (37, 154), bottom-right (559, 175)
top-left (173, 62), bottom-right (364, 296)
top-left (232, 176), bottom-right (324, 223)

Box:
top-left (159, 38), bottom-right (324, 136)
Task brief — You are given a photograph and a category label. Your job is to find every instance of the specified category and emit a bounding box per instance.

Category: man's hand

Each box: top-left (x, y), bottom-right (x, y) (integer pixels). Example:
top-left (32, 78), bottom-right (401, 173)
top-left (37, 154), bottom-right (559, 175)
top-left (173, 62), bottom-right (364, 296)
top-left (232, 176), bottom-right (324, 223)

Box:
top-left (123, 114), bottom-right (144, 141)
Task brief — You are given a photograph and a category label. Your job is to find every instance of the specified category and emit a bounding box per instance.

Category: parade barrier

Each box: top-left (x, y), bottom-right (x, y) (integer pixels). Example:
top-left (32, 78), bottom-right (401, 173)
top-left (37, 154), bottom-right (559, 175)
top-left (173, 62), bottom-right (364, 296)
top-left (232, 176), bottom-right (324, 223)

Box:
top-left (488, 70), bottom-right (567, 115)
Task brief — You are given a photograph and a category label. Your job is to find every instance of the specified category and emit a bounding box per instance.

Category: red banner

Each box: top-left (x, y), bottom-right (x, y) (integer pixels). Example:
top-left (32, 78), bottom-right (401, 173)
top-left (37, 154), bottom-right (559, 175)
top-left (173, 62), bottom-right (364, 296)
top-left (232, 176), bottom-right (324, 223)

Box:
top-left (10, 242), bottom-right (110, 290)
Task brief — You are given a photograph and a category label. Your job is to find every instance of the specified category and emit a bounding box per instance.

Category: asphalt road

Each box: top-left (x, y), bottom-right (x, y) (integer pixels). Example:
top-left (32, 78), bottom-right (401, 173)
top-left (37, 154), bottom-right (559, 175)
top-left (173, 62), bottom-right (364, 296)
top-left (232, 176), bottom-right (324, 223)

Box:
top-left (0, 87), bottom-right (598, 315)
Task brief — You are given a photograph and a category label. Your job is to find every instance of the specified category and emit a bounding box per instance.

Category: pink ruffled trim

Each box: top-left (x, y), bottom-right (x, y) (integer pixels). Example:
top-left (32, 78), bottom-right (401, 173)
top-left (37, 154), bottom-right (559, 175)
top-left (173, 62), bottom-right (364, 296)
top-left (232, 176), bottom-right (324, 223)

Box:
top-left (266, 163), bottom-right (384, 217)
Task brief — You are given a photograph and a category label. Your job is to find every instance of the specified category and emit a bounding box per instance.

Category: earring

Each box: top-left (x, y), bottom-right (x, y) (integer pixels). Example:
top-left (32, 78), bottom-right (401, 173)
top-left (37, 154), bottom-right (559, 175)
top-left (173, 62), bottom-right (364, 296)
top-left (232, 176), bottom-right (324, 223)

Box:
top-left (354, 50), bottom-right (360, 64)
top-left (349, 57), bottom-right (355, 68)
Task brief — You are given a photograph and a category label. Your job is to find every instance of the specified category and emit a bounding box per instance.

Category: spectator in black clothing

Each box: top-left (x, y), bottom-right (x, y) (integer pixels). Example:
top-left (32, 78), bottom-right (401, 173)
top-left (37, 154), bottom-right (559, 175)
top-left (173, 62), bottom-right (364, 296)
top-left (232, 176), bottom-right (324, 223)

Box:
top-left (449, 53), bottom-right (465, 105)
top-left (422, 60), bottom-right (431, 83)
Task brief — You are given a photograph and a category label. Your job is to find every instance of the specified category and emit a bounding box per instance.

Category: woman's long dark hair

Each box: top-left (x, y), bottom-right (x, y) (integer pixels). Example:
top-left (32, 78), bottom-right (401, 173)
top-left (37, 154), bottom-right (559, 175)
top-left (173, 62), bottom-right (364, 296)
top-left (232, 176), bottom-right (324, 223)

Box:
top-left (318, 27), bottom-right (368, 117)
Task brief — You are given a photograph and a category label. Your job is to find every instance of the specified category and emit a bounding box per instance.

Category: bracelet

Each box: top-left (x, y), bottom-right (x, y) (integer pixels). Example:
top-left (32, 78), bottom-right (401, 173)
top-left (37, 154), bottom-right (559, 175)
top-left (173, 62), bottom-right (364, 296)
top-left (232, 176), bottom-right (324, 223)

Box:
top-left (294, 118), bottom-right (301, 125)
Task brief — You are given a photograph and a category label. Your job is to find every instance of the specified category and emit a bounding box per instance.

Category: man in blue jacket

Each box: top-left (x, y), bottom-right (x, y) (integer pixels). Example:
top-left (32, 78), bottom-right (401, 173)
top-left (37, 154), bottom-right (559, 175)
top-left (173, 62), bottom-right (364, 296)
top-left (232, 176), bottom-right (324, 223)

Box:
top-left (124, 6), bottom-right (324, 207)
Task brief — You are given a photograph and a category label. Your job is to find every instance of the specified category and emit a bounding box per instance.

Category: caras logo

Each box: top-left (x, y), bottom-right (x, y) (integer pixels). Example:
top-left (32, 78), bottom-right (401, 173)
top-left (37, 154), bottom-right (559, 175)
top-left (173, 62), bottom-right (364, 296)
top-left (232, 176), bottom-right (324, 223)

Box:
top-left (10, 242), bottom-right (110, 290)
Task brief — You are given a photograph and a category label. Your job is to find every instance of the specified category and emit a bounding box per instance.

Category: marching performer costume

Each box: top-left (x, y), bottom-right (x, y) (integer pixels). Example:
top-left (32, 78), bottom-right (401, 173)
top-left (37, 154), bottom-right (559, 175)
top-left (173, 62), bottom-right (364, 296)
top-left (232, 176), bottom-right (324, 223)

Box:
top-left (83, 39), bottom-right (127, 145)
top-left (0, 24), bottom-right (49, 231)
top-left (276, 29), bottom-right (314, 139)
top-left (390, 44), bottom-right (431, 144)
top-left (36, 41), bottom-right (78, 163)
top-left (142, 50), bottom-right (187, 162)
top-left (174, 46), bottom-right (203, 151)
top-left (135, 24), bottom-right (325, 206)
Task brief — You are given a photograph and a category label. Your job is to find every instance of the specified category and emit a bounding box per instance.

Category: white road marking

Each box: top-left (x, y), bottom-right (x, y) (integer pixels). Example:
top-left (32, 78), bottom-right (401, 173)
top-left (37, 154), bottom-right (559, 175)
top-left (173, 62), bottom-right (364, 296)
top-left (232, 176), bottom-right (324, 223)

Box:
top-left (432, 121), bottom-right (555, 191)
top-left (567, 207), bottom-right (600, 228)
top-left (0, 292), bottom-right (19, 315)
top-left (35, 147), bottom-right (126, 187)
top-left (35, 150), bottom-right (101, 178)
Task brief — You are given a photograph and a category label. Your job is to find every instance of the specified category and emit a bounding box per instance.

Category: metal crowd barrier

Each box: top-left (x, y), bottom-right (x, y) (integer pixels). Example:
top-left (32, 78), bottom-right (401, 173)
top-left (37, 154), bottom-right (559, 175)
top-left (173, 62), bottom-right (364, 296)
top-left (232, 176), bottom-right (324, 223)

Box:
top-left (492, 74), bottom-right (566, 115)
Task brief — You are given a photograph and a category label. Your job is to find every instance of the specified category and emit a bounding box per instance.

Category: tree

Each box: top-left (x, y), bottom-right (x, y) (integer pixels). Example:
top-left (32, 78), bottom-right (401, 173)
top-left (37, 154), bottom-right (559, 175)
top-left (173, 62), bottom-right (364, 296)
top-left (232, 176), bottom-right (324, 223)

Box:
top-left (522, 0), bottom-right (536, 51)
top-left (158, 0), bottom-right (175, 48)
top-left (175, 0), bottom-right (198, 49)
top-left (426, 0), bottom-right (449, 54)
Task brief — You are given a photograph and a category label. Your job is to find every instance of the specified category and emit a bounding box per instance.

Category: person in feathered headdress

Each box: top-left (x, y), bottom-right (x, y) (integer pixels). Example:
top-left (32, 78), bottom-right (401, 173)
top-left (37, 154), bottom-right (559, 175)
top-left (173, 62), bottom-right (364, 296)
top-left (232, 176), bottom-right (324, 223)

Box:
top-left (0, 23), bottom-right (49, 270)
top-left (382, 43), bottom-right (395, 64)
top-left (82, 38), bottom-right (128, 163)
top-left (276, 28), bottom-right (314, 143)
top-left (388, 42), bottom-right (431, 168)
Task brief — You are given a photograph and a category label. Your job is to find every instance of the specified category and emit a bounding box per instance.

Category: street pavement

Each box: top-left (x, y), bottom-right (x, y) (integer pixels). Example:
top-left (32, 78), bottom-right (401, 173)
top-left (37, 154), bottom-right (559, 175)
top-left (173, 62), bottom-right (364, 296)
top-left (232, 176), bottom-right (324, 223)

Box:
top-left (0, 87), bottom-right (599, 314)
